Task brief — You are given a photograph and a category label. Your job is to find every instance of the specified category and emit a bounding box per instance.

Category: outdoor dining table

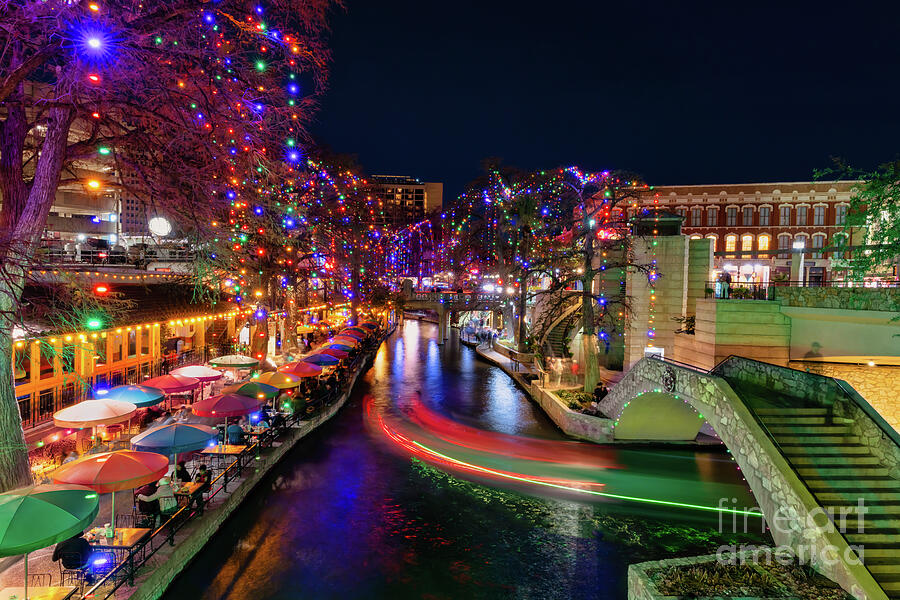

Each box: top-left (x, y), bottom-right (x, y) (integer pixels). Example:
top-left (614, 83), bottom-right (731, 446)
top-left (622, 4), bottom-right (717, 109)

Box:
top-left (86, 527), bottom-right (151, 551)
top-left (0, 586), bottom-right (76, 600)
top-left (201, 444), bottom-right (246, 457)
top-left (173, 481), bottom-right (204, 499)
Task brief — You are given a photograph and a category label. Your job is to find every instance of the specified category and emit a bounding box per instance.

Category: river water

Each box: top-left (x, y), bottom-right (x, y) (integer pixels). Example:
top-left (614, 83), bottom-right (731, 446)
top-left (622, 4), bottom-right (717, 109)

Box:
top-left (165, 320), bottom-right (763, 600)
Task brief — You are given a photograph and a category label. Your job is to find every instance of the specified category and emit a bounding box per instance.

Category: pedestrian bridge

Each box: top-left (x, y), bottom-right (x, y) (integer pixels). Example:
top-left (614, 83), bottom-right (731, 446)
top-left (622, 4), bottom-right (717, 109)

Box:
top-left (401, 290), bottom-right (504, 343)
top-left (601, 355), bottom-right (900, 600)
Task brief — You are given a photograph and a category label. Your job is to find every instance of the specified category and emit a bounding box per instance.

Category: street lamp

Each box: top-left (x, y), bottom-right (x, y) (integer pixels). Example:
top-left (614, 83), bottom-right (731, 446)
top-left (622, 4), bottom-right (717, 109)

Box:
top-left (793, 240), bottom-right (806, 286)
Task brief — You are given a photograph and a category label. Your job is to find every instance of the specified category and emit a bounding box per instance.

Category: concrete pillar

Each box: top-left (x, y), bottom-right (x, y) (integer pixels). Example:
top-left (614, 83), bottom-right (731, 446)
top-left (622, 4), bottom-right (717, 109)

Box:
top-left (437, 307), bottom-right (448, 344)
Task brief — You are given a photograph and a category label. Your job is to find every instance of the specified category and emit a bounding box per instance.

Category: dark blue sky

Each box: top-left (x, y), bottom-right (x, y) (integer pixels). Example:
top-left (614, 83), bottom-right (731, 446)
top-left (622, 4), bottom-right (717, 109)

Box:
top-left (312, 1), bottom-right (900, 200)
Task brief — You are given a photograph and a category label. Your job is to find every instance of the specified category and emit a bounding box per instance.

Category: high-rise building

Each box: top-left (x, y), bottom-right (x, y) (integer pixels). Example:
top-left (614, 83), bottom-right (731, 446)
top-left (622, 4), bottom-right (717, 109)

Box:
top-left (371, 175), bottom-right (442, 229)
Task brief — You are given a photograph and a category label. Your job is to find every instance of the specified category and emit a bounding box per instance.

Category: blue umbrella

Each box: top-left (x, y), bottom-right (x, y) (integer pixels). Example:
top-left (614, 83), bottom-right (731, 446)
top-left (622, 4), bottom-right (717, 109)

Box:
top-left (324, 343), bottom-right (353, 352)
top-left (130, 422), bottom-right (217, 456)
top-left (302, 353), bottom-right (340, 366)
top-left (100, 385), bottom-right (165, 407)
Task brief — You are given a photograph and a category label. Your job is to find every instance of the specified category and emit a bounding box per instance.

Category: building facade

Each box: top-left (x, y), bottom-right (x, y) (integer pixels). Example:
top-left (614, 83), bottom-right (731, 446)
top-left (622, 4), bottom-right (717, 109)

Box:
top-left (371, 175), bottom-right (443, 229)
top-left (638, 181), bottom-right (861, 285)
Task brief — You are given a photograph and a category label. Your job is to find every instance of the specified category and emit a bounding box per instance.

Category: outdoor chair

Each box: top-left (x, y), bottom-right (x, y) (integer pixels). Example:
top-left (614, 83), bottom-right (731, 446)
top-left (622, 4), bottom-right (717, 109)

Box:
top-left (29, 573), bottom-right (51, 587)
top-left (59, 568), bottom-right (85, 591)
top-left (115, 513), bottom-right (135, 529)
top-left (90, 551), bottom-right (117, 580)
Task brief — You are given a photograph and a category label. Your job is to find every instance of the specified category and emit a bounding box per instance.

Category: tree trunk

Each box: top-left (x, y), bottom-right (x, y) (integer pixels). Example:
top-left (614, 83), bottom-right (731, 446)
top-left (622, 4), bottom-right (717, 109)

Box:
top-left (0, 301), bottom-right (33, 491)
top-left (350, 257), bottom-right (361, 325)
top-left (516, 284), bottom-right (528, 353)
top-left (581, 221), bottom-right (600, 393)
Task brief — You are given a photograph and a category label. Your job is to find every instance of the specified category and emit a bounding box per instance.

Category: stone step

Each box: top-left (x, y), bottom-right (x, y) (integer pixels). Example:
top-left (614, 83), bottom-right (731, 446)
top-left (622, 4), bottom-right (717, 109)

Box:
top-left (755, 408), bottom-right (830, 416)
top-left (805, 477), bottom-right (900, 491)
top-left (865, 548), bottom-right (900, 560)
top-left (768, 425), bottom-right (852, 435)
top-left (817, 491), bottom-right (900, 503)
top-left (846, 533), bottom-right (900, 544)
top-left (797, 466), bottom-right (890, 477)
top-left (761, 415), bottom-right (854, 426)
top-left (788, 455), bottom-right (881, 465)
top-left (781, 444), bottom-right (871, 455)
top-left (778, 434), bottom-right (861, 444)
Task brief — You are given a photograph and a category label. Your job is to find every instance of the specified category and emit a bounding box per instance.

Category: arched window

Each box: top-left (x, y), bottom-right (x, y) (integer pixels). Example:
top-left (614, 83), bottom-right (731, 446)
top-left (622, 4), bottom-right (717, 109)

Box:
top-left (795, 234), bottom-right (809, 257)
top-left (812, 234), bottom-right (826, 259)
top-left (705, 234), bottom-right (717, 251)
top-left (741, 234), bottom-right (754, 252)
top-left (690, 234), bottom-right (702, 240)
top-left (777, 234), bottom-right (791, 258)
top-left (758, 234), bottom-right (771, 252)
top-left (725, 234), bottom-right (737, 256)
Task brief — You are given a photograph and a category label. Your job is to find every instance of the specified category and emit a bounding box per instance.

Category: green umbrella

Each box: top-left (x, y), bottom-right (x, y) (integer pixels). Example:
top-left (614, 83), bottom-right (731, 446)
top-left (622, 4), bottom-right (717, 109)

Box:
top-left (0, 484), bottom-right (99, 599)
top-left (222, 381), bottom-right (279, 401)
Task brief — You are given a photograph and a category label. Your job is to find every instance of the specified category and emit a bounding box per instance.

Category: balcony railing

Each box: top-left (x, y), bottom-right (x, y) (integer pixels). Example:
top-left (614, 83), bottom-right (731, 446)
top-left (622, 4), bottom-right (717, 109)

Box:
top-left (704, 279), bottom-right (900, 301)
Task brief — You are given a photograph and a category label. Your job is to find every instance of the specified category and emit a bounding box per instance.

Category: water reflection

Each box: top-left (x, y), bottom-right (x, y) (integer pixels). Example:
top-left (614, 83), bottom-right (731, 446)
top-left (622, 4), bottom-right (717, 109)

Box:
top-left (165, 319), bottom-right (762, 600)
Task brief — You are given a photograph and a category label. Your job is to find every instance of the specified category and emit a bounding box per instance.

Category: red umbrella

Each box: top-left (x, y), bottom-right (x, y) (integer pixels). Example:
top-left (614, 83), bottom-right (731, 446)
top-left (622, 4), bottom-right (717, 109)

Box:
top-left (192, 393), bottom-right (261, 418)
top-left (330, 336), bottom-right (360, 346)
top-left (317, 348), bottom-right (348, 359)
top-left (142, 373), bottom-right (201, 394)
top-left (52, 450), bottom-right (169, 535)
top-left (344, 326), bottom-right (369, 335)
top-left (338, 330), bottom-right (366, 340)
top-left (278, 361), bottom-right (323, 377)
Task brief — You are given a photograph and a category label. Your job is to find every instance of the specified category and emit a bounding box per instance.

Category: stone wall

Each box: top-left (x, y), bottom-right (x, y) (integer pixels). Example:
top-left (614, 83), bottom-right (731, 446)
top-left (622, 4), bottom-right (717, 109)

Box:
top-left (774, 286), bottom-right (900, 313)
top-left (789, 361), bottom-right (900, 431)
top-left (602, 357), bottom-right (884, 600)
top-left (529, 385), bottom-right (614, 442)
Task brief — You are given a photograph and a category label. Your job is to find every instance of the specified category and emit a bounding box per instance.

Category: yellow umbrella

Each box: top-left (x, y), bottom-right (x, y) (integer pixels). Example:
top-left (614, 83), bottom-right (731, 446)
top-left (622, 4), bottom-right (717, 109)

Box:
top-left (255, 371), bottom-right (301, 389)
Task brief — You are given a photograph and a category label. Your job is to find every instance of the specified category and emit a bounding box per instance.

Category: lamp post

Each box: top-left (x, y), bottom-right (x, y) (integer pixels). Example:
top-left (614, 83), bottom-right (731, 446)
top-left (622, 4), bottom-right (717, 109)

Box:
top-left (792, 240), bottom-right (806, 286)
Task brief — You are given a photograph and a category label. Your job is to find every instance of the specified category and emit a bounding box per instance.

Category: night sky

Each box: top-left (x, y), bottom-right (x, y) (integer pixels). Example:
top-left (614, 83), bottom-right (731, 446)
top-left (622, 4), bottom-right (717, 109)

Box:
top-left (312, 1), bottom-right (900, 200)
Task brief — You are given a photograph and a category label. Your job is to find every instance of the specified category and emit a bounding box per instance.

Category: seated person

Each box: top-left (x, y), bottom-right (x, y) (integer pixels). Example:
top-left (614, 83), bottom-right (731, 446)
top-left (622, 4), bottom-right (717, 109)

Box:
top-left (52, 532), bottom-right (92, 570)
top-left (191, 465), bottom-right (212, 509)
top-left (226, 421), bottom-right (245, 445)
top-left (135, 480), bottom-right (160, 519)
top-left (174, 460), bottom-right (192, 484)
top-left (137, 476), bottom-right (177, 518)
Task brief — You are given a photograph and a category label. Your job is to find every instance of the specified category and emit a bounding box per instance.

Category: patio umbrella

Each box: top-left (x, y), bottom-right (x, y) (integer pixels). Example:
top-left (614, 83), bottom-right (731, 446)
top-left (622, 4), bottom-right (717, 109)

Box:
top-left (54, 399), bottom-right (137, 429)
top-left (318, 348), bottom-right (349, 359)
top-left (171, 365), bottom-right (223, 383)
top-left (131, 422), bottom-right (217, 455)
top-left (278, 361), bottom-right (323, 378)
top-left (323, 343), bottom-right (353, 353)
top-left (142, 373), bottom-right (200, 394)
top-left (192, 393), bottom-right (261, 418)
top-left (0, 484), bottom-right (99, 599)
top-left (208, 354), bottom-right (258, 368)
top-left (100, 385), bottom-right (165, 408)
top-left (330, 336), bottom-right (360, 346)
top-left (52, 450), bottom-right (169, 536)
top-left (338, 330), bottom-right (366, 340)
top-left (358, 322), bottom-right (378, 330)
top-left (302, 353), bottom-right (340, 366)
top-left (343, 326), bottom-right (369, 336)
top-left (255, 371), bottom-right (301, 389)
top-left (222, 381), bottom-right (279, 400)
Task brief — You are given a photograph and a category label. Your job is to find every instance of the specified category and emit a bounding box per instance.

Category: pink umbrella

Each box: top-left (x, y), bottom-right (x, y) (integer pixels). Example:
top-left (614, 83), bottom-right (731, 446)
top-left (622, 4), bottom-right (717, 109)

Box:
top-left (330, 336), bottom-right (360, 346)
top-left (170, 365), bottom-right (223, 383)
top-left (317, 347), bottom-right (348, 359)
top-left (278, 361), bottom-right (324, 377)
top-left (338, 330), bottom-right (366, 340)
top-left (142, 373), bottom-right (201, 394)
top-left (192, 393), bottom-right (261, 418)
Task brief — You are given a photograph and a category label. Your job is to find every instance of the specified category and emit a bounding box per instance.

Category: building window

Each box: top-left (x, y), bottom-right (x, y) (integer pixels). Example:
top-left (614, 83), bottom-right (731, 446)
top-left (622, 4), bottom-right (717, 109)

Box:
top-left (706, 234), bottom-right (717, 251)
top-left (128, 330), bottom-right (137, 358)
top-left (795, 234), bottom-right (809, 256)
top-left (780, 205), bottom-right (791, 226)
top-left (726, 207), bottom-right (737, 226)
top-left (758, 234), bottom-right (771, 252)
top-left (691, 208), bottom-right (702, 227)
top-left (725, 234), bottom-right (737, 255)
top-left (741, 234), bottom-right (754, 252)
top-left (743, 206), bottom-right (754, 226)
top-left (707, 207), bottom-right (717, 226)
top-left (812, 234), bottom-right (826, 258)
top-left (797, 206), bottom-right (808, 226)
top-left (759, 206), bottom-right (770, 226)
top-left (676, 208), bottom-right (687, 220)
top-left (778, 234), bottom-right (791, 258)
top-left (835, 204), bottom-right (848, 226)
top-left (813, 205), bottom-right (826, 226)
top-left (13, 345), bottom-right (30, 385)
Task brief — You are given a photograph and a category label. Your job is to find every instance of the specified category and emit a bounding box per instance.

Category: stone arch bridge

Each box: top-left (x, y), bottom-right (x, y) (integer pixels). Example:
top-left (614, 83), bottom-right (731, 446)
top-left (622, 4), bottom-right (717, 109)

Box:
top-left (600, 355), bottom-right (900, 600)
top-left (401, 290), bottom-right (504, 343)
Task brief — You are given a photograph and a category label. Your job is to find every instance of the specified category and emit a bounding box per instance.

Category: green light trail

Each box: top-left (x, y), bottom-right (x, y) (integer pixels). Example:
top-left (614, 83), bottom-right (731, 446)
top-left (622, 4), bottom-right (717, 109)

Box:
top-left (412, 441), bottom-right (764, 518)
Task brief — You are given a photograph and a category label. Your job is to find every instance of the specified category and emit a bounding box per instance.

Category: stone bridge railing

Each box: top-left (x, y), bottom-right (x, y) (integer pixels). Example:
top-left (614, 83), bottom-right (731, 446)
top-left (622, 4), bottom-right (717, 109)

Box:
top-left (600, 356), bottom-right (884, 600)
top-left (406, 291), bottom-right (504, 306)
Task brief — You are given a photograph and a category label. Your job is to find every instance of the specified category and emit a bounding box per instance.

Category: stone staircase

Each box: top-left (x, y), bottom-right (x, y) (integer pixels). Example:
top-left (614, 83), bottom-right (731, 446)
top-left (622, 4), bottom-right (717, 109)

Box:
top-left (757, 407), bottom-right (900, 599)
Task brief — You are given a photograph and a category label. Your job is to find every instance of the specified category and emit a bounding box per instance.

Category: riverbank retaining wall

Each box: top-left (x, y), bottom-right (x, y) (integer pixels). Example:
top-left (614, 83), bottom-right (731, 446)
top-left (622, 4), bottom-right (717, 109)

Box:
top-left (130, 330), bottom-right (390, 600)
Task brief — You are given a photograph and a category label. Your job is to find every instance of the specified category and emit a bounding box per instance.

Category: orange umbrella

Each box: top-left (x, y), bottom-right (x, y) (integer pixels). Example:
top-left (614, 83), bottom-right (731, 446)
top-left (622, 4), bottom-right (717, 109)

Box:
top-left (255, 371), bottom-right (301, 389)
top-left (330, 336), bottom-right (360, 346)
top-left (278, 361), bottom-right (323, 378)
top-left (52, 450), bottom-right (169, 535)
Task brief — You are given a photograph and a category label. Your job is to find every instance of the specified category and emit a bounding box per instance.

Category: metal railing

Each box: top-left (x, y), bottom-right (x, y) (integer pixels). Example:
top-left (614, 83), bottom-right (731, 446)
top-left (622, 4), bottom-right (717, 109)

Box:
top-left (705, 279), bottom-right (900, 300)
top-left (35, 246), bottom-right (196, 267)
top-left (76, 334), bottom-right (385, 600)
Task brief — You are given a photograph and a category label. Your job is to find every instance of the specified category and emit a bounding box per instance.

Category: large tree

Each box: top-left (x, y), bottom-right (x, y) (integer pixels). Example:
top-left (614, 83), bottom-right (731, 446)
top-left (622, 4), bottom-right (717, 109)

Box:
top-left (0, 0), bottom-right (336, 490)
top-left (531, 167), bottom-right (650, 392)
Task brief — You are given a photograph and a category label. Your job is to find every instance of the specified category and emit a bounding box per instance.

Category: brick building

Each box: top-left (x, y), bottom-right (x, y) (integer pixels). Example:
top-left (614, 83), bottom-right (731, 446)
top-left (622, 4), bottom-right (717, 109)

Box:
top-left (636, 180), bottom-right (861, 285)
